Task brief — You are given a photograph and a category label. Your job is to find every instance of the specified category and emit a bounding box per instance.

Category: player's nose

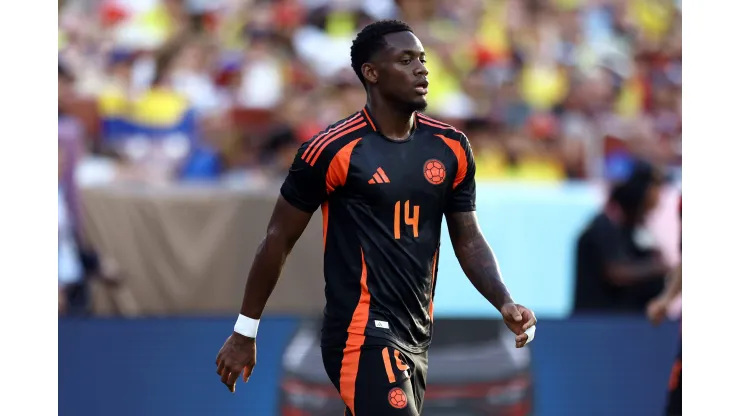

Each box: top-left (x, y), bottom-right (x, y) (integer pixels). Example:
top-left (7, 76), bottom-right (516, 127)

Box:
top-left (413, 62), bottom-right (428, 77)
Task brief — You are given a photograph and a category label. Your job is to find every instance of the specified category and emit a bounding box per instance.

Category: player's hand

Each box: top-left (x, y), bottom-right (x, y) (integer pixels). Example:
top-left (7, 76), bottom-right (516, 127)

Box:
top-left (215, 332), bottom-right (256, 393)
top-left (500, 303), bottom-right (537, 348)
top-left (646, 296), bottom-right (670, 326)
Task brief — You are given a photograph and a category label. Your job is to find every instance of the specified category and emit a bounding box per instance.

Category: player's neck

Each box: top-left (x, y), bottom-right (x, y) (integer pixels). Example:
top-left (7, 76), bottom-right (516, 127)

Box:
top-left (365, 97), bottom-right (415, 141)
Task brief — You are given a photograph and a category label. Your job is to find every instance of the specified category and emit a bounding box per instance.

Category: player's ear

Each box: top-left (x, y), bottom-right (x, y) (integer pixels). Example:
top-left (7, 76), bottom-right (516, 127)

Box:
top-left (361, 63), bottom-right (379, 86)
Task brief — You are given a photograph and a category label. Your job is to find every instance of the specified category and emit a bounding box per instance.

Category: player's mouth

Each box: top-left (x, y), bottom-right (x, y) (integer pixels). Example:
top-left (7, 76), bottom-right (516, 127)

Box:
top-left (414, 80), bottom-right (429, 95)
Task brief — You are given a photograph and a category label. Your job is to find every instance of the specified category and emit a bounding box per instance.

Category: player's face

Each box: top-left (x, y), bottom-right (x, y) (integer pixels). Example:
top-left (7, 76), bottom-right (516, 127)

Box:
top-left (375, 31), bottom-right (429, 111)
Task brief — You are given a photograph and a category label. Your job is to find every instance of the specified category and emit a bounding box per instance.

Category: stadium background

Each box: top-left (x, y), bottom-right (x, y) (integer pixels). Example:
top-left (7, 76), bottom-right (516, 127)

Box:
top-left (58, 0), bottom-right (682, 415)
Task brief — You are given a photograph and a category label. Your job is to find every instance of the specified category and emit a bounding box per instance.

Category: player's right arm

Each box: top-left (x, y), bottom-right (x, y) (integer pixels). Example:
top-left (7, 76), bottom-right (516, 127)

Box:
top-left (238, 198), bottom-right (313, 321)
top-left (216, 139), bottom-right (330, 393)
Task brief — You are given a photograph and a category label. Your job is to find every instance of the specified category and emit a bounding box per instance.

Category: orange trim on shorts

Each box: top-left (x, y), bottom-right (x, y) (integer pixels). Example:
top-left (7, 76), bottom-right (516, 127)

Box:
top-left (393, 350), bottom-right (409, 372)
top-left (362, 107), bottom-right (377, 131)
top-left (435, 134), bottom-right (467, 189)
top-left (382, 347), bottom-right (396, 383)
top-left (339, 249), bottom-right (370, 416)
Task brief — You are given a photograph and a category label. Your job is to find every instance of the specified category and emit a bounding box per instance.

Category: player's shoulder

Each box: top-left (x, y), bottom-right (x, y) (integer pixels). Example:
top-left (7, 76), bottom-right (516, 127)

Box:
top-left (297, 111), bottom-right (371, 167)
top-left (416, 112), bottom-right (470, 148)
top-left (415, 112), bottom-right (468, 143)
top-left (416, 112), bottom-right (472, 153)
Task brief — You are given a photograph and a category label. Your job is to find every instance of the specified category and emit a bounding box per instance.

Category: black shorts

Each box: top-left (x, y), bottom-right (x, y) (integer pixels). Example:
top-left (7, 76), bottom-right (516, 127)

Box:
top-left (322, 336), bottom-right (428, 416)
top-left (665, 343), bottom-right (682, 415)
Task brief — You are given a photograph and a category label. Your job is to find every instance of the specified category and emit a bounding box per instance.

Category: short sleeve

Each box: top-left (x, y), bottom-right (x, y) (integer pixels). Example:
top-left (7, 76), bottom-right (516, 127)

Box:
top-left (280, 142), bottom-right (328, 213)
top-left (446, 133), bottom-right (477, 213)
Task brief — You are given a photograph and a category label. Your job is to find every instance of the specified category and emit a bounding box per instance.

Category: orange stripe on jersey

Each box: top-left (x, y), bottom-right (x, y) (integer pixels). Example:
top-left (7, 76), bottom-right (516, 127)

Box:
top-left (303, 113), bottom-right (362, 162)
top-left (326, 138), bottom-right (361, 194)
top-left (436, 134), bottom-right (467, 189)
top-left (428, 249), bottom-right (438, 322)
top-left (417, 113), bottom-right (461, 133)
top-left (321, 202), bottom-right (328, 251)
top-left (418, 118), bottom-right (452, 132)
top-left (393, 349), bottom-right (409, 371)
top-left (309, 122), bottom-right (367, 166)
top-left (346, 248), bottom-right (370, 334)
top-left (362, 107), bottom-right (377, 131)
top-left (339, 248), bottom-right (370, 415)
top-left (372, 172), bottom-right (383, 183)
top-left (381, 347), bottom-right (396, 383)
top-left (305, 117), bottom-right (364, 164)
top-left (324, 138), bottom-right (361, 252)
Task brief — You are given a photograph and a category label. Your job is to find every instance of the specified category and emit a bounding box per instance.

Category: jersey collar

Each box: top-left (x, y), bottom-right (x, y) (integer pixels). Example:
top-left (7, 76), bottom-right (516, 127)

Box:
top-left (361, 105), bottom-right (418, 135)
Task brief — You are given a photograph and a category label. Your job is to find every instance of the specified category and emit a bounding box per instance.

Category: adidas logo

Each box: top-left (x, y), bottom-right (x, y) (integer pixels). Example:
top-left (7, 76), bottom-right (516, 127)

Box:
top-left (368, 167), bottom-right (390, 184)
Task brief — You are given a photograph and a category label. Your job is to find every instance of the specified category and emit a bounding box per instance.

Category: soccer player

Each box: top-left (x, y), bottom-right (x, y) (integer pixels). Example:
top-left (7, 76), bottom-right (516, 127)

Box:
top-left (647, 195), bottom-right (682, 416)
top-left (215, 20), bottom-right (537, 415)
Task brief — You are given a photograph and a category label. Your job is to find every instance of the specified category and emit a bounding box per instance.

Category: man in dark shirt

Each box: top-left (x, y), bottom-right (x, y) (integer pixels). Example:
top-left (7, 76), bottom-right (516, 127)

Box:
top-left (574, 161), bottom-right (669, 311)
top-left (215, 20), bottom-right (537, 415)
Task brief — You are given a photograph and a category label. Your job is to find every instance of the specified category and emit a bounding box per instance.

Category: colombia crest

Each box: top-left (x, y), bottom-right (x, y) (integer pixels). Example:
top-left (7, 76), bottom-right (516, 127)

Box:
top-left (424, 159), bottom-right (446, 185)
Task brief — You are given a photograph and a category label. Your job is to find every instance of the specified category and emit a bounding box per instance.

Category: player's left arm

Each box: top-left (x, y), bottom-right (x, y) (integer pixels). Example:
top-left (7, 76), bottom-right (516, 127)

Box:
top-left (445, 133), bottom-right (536, 348)
top-left (446, 212), bottom-right (536, 347)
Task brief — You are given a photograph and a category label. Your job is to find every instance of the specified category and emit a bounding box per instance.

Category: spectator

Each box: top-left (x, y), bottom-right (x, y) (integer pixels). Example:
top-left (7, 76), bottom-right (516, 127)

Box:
top-left (57, 0), bottom-right (681, 182)
top-left (573, 160), bottom-right (670, 312)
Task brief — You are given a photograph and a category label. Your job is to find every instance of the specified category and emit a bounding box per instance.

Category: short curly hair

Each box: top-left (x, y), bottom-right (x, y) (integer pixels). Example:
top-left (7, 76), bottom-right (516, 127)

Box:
top-left (350, 20), bottom-right (413, 88)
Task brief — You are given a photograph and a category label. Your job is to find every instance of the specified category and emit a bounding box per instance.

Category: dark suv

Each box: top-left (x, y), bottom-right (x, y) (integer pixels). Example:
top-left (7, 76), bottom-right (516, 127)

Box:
top-left (279, 318), bottom-right (534, 416)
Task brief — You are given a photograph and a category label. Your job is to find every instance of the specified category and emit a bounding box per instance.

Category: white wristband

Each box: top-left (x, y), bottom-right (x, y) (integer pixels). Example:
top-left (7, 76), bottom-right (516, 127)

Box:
top-left (234, 314), bottom-right (260, 338)
top-left (524, 325), bottom-right (536, 345)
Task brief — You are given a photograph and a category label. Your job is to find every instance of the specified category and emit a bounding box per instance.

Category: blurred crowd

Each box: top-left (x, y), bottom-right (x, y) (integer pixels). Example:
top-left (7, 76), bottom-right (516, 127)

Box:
top-left (59, 0), bottom-right (681, 186)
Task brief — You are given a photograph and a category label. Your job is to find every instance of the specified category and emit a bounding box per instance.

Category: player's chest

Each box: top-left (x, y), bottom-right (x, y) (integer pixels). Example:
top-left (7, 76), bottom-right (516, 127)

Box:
top-left (345, 137), bottom-right (455, 205)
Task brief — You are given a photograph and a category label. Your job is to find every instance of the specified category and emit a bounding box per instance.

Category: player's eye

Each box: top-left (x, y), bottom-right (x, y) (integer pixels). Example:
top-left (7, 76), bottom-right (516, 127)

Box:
top-left (401, 58), bottom-right (411, 65)
top-left (420, 58), bottom-right (427, 64)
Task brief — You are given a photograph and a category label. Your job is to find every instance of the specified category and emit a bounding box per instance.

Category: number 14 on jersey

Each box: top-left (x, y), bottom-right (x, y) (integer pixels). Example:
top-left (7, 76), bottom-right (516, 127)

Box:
top-left (394, 200), bottom-right (419, 239)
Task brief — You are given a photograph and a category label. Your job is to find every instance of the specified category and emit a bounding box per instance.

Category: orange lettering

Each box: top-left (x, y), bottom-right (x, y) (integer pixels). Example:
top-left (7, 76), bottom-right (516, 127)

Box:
top-left (394, 200), bottom-right (420, 239)
top-left (405, 201), bottom-right (419, 238)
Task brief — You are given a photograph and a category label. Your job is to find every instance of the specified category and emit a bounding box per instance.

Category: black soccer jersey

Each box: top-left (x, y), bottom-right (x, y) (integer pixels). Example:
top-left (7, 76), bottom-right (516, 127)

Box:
top-left (280, 106), bottom-right (476, 353)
